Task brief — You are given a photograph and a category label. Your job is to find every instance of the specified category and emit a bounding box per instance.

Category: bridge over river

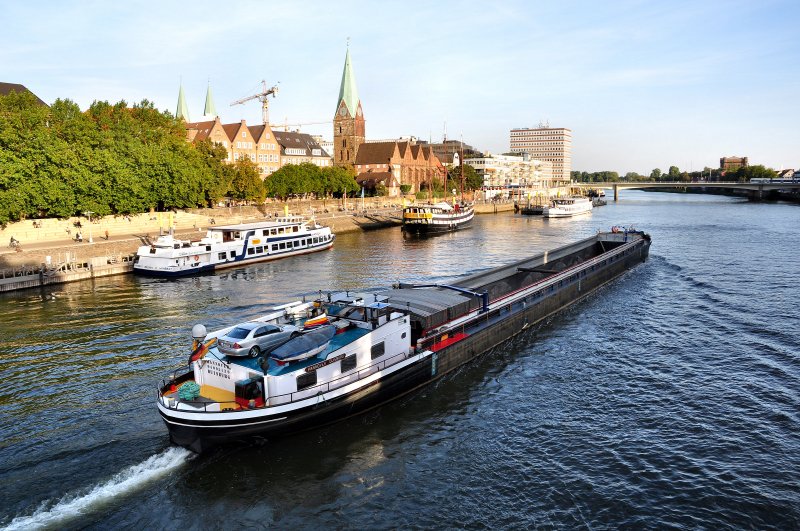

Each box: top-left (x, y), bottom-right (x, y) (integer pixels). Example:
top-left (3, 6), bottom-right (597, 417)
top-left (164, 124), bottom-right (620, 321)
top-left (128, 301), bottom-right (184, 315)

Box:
top-left (573, 181), bottom-right (800, 201)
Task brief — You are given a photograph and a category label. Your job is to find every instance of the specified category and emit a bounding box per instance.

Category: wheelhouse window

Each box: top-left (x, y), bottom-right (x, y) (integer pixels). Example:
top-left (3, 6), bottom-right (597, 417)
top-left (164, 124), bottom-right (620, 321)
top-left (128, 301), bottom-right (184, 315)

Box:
top-left (297, 371), bottom-right (317, 391)
top-left (247, 248), bottom-right (255, 255)
top-left (371, 342), bottom-right (385, 360)
top-left (341, 354), bottom-right (357, 373)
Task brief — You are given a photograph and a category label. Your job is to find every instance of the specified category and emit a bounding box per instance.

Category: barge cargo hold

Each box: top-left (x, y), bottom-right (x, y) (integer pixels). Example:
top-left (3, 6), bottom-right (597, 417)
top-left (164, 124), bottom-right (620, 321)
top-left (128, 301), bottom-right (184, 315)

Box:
top-left (157, 230), bottom-right (651, 453)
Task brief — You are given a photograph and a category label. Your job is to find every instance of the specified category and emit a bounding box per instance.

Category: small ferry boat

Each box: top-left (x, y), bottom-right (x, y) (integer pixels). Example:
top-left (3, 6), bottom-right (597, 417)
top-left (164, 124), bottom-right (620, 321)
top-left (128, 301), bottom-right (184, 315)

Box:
top-left (157, 229), bottom-right (651, 453)
top-left (133, 216), bottom-right (334, 277)
top-left (543, 196), bottom-right (593, 218)
top-left (401, 201), bottom-right (474, 234)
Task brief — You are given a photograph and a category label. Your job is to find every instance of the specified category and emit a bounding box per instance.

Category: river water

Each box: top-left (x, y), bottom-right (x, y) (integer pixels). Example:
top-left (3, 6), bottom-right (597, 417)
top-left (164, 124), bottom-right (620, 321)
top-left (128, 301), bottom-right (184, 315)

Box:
top-left (0, 191), bottom-right (798, 529)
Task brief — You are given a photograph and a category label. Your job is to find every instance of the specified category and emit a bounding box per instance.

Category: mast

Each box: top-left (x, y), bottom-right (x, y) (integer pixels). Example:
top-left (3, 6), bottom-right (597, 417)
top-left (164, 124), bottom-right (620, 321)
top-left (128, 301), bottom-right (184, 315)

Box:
top-left (460, 134), bottom-right (465, 202)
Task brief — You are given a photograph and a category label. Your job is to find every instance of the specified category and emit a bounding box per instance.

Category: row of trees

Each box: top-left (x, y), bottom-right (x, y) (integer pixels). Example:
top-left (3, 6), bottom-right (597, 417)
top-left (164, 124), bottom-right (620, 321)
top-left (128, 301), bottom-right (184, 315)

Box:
top-left (0, 91), bottom-right (366, 226)
top-left (572, 164), bottom-right (777, 184)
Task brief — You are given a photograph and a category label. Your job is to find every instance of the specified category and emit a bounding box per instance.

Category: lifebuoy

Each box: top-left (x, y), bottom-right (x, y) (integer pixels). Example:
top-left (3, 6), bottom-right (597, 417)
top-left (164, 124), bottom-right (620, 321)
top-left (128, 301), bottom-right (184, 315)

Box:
top-left (193, 255), bottom-right (199, 261)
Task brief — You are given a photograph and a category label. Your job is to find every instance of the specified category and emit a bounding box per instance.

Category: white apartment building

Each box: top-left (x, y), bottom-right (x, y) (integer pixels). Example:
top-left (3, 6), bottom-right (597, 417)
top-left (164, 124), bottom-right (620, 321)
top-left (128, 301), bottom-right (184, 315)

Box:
top-left (509, 127), bottom-right (572, 181)
top-left (466, 154), bottom-right (554, 198)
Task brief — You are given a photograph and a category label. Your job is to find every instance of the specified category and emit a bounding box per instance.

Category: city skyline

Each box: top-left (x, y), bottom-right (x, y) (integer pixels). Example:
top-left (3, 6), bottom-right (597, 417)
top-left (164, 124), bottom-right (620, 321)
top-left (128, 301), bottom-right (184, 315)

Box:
top-left (2, 0), bottom-right (799, 175)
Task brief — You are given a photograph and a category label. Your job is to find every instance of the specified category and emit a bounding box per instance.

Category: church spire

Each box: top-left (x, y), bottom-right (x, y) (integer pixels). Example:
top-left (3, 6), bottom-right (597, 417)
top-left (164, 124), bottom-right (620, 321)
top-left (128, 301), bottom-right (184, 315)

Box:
top-left (176, 81), bottom-right (190, 122)
top-left (337, 46), bottom-right (360, 117)
top-left (203, 81), bottom-right (217, 119)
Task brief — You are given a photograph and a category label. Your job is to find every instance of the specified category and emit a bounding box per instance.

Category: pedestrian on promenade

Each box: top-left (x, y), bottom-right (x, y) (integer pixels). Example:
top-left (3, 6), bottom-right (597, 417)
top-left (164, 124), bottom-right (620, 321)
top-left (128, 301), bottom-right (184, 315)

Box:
top-left (76, 231), bottom-right (83, 243)
top-left (104, 229), bottom-right (109, 240)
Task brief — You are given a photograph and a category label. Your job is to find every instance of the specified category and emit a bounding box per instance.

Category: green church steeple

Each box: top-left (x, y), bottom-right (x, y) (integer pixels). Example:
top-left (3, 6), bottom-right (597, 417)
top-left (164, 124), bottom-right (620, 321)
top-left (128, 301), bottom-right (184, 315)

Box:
top-left (203, 82), bottom-right (217, 119)
top-left (176, 82), bottom-right (190, 121)
top-left (337, 47), bottom-right (360, 117)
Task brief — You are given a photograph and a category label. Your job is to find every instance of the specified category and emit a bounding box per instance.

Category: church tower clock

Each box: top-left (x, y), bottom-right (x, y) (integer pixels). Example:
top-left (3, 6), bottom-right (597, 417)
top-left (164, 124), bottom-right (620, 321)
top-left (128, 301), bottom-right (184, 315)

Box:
top-left (333, 46), bottom-right (365, 167)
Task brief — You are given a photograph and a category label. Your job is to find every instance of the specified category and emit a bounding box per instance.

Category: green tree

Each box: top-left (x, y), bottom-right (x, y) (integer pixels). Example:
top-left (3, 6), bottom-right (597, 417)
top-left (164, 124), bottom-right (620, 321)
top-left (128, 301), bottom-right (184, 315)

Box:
top-left (448, 164), bottom-right (481, 191)
top-left (668, 166), bottom-right (681, 180)
top-left (650, 168), bottom-right (662, 181)
top-left (230, 158), bottom-right (265, 202)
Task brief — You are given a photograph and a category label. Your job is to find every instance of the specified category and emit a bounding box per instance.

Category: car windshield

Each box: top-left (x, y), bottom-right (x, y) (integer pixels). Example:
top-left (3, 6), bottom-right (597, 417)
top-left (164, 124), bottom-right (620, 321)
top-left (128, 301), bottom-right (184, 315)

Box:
top-left (226, 327), bottom-right (252, 340)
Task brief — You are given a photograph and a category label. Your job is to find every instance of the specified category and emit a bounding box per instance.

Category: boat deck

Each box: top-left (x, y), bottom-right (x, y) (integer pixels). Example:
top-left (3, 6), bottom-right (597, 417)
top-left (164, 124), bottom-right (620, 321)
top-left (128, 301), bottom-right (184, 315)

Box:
top-left (226, 325), bottom-right (371, 376)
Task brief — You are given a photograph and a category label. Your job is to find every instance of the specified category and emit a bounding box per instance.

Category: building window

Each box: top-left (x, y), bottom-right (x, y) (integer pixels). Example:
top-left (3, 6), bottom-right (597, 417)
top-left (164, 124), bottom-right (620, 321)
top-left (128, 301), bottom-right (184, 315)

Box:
top-left (242, 132), bottom-right (247, 138)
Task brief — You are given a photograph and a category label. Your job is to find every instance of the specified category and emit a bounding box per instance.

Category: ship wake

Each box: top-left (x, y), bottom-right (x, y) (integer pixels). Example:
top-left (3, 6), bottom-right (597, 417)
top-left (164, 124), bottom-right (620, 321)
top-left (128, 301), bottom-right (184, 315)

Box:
top-left (3, 447), bottom-right (191, 531)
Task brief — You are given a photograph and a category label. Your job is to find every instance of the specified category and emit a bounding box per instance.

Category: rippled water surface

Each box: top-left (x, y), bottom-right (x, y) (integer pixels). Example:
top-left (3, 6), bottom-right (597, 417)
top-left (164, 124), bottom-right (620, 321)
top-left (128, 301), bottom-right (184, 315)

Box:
top-left (1, 191), bottom-right (798, 529)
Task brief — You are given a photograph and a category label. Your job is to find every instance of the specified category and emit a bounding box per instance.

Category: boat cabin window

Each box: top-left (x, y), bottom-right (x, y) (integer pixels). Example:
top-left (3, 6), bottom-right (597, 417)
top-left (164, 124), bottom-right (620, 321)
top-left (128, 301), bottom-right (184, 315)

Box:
top-left (341, 354), bottom-right (357, 373)
top-left (278, 228), bottom-right (285, 235)
top-left (341, 306), bottom-right (366, 320)
top-left (371, 342), bottom-right (385, 360)
top-left (293, 226), bottom-right (299, 233)
top-left (272, 244), bottom-right (278, 251)
top-left (256, 246), bottom-right (264, 253)
top-left (297, 371), bottom-right (317, 391)
top-left (280, 242), bottom-right (286, 250)
top-left (247, 248), bottom-right (255, 255)
top-left (218, 252), bottom-right (226, 260)
top-left (229, 251), bottom-right (235, 259)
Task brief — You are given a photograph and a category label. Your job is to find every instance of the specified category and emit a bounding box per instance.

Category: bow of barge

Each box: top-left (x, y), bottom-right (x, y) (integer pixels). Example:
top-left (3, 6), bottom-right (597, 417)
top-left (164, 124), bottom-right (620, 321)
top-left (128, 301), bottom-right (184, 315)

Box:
top-left (157, 230), bottom-right (650, 452)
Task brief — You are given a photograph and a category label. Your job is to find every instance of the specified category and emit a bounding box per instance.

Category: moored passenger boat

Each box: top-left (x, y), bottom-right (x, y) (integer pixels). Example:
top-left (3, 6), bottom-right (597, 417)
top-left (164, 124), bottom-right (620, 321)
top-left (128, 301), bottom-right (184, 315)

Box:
top-left (543, 196), bottom-right (593, 218)
top-left (157, 229), bottom-right (651, 453)
top-left (401, 201), bottom-right (474, 234)
top-left (133, 216), bottom-right (334, 277)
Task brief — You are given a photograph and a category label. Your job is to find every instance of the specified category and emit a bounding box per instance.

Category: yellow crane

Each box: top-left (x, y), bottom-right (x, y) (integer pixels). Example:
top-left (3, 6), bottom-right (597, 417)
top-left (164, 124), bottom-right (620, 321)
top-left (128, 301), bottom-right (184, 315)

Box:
top-left (230, 80), bottom-right (279, 125)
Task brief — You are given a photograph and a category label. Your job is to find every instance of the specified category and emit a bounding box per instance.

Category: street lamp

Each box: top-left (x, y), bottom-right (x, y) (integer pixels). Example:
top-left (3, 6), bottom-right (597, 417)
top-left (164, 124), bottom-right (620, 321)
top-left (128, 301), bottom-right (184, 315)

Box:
top-left (84, 211), bottom-right (94, 243)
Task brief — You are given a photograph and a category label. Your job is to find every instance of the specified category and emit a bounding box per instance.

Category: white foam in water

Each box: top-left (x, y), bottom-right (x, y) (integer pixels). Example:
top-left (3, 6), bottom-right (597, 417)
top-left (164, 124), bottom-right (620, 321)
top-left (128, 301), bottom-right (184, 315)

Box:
top-left (3, 447), bottom-right (192, 531)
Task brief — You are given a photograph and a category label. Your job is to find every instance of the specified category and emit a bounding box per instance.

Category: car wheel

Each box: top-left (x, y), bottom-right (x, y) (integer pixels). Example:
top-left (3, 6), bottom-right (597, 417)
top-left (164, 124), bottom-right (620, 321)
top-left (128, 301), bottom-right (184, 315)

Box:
top-left (248, 346), bottom-right (260, 358)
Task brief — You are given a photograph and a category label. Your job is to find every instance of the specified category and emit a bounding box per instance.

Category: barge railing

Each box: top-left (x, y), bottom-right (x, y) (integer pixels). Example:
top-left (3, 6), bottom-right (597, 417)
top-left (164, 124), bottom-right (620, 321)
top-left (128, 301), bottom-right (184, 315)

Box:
top-left (160, 349), bottom-right (414, 412)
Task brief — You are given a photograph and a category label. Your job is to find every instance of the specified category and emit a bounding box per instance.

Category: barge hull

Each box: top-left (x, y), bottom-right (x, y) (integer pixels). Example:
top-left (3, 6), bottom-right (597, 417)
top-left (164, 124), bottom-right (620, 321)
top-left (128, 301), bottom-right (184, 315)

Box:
top-left (161, 233), bottom-right (649, 452)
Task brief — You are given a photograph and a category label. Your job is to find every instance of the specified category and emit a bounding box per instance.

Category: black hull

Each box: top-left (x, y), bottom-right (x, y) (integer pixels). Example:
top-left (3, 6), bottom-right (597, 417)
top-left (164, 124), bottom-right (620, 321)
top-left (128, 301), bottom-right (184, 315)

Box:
top-left (401, 218), bottom-right (473, 235)
top-left (160, 237), bottom-right (650, 453)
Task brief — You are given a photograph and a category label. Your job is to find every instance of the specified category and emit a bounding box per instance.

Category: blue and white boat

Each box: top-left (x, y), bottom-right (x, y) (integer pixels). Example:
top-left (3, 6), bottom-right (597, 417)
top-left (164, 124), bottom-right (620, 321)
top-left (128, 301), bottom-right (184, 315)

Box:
top-left (133, 216), bottom-right (335, 277)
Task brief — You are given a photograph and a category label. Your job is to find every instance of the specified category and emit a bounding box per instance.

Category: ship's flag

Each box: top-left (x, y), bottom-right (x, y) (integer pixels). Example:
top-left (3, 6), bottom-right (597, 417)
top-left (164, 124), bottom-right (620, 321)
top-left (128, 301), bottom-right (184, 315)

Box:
top-left (188, 338), bottom-right (215, 364)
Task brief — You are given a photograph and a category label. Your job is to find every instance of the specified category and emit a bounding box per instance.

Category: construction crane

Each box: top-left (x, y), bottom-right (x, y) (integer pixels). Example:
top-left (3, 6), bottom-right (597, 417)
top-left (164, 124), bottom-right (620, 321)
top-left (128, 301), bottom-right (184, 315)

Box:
top-left (271, 119), bottom-right (332, 131)
top-left (230, 80), bottom-right (279, 125)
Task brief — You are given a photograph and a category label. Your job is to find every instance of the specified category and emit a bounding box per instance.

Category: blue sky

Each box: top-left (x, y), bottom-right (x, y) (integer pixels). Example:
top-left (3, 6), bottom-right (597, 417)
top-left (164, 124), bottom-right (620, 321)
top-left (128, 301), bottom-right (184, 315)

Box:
top-left (3, 0), bottom-right (798, 174)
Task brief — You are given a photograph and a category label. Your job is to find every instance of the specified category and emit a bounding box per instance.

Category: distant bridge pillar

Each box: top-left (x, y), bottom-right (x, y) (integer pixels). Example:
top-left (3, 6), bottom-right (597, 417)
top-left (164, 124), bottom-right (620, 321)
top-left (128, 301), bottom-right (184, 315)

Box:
top-left (613, 184), bottom-right (619, 202)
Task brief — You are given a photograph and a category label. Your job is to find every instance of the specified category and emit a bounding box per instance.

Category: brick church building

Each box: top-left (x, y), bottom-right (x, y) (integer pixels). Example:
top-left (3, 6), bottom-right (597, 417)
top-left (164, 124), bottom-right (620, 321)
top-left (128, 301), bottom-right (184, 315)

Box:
top-left (333, 48), bottom-right (445, 197)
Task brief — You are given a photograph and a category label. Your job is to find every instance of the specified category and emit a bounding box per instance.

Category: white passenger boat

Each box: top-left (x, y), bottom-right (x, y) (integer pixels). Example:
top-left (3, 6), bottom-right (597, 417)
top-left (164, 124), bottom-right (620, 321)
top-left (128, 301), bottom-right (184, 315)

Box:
top-left (543, 197), bottom-right (593, 218)
top-left (133, 216), bottom-right (334, 277)
top-left (157, 229), bottom-right (651, 453)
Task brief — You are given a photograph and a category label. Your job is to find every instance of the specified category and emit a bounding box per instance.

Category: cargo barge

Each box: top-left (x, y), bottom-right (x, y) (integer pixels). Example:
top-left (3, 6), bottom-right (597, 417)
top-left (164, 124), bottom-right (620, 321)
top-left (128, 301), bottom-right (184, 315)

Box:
top-left (157, 229), bottom-right (651, 452)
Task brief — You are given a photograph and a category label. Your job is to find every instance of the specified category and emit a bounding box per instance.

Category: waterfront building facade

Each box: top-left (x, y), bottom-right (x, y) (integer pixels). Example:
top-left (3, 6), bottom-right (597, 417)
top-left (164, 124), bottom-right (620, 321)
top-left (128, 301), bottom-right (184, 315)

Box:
top-left (273, 130), bottom-right (332, 168)
top-left (417, 139), bottom-right (483, 165)
top-left (509, 126), bottom-right (572, 181)
top-left (185, 118), bottom-right (286, 177)
top-left (354, 140), bottom-right (445, 197)
top-left (333, 48), bottom-right (365, 167)
top-left (720, 156), bottom-right (748, 171)
top-left (466, 154), bottom-right (555, 199)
